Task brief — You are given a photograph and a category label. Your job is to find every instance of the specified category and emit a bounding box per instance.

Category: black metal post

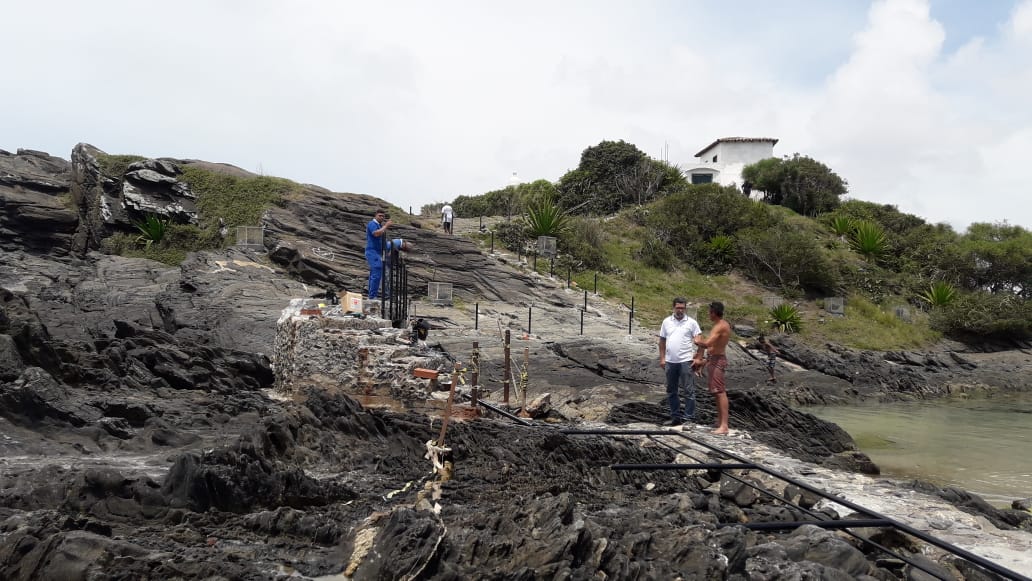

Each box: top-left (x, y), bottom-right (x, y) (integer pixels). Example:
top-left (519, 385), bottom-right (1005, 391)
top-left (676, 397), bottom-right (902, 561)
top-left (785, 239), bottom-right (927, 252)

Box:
top-left (567, 267), bottom-right (571, 288)
top-left (409, 205), bottom-right (412, 215)
top-left (503, 330), bottom-right (511, 404)
top-left (580, 309), bottom-right (584, 335)
top-left (628, 295), bottom-right (634, 334)
top-left (528, 306), bottom-right (532, 336)
top-left (474, 302), bottom-right (479, 330)
top-left (549, 258), bottom-right (554, 277)
top-left (490, 231), bottom-right (494, 253)
top-left (583, 290), bottom-right (587, 311)
top-left (479, 215), bottom-right (483, 230)
top-left (594, 272), bottom-right (598, 294)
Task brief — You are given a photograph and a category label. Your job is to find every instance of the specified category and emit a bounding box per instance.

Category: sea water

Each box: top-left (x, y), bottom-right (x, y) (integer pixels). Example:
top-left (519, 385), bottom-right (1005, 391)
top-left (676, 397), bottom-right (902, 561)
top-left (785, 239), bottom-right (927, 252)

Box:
top-left (805, 392), bottom-right (1032, 505)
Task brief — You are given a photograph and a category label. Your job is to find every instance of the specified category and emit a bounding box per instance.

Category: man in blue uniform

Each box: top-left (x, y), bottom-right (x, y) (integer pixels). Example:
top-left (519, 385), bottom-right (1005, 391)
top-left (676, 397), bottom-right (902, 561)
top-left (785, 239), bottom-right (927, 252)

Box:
top-left (366, 209), bottom-right (392, 299)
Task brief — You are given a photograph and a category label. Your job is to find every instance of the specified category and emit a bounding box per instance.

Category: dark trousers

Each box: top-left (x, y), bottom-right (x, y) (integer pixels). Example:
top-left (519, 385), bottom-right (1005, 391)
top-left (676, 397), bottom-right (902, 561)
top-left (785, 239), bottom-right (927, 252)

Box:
top-left (665, 361), bottom-right (696, 421)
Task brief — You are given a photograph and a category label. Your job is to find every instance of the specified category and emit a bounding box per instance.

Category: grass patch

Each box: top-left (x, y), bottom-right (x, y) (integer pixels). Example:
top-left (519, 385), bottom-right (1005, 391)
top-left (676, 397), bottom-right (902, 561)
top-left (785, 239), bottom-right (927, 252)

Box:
top-left (178, 165), bottom-right (304, 230)
top-left (95, 153), bottom-right (147, 178)
top-left (802, 295), bottom-right (940, 350)
top-left (101, 232), bottom-right (187, 266)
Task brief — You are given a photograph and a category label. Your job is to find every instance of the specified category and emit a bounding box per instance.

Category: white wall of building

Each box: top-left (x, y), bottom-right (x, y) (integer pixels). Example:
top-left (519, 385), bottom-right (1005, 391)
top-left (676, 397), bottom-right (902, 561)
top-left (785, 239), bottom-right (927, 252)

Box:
top-left (685, 139), bottom-right (777, 190)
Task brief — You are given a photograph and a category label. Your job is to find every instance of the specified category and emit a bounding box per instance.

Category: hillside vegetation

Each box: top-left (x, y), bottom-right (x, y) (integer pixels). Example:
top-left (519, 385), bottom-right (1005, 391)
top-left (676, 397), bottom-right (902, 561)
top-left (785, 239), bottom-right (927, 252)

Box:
top-left (452, 140), bottom-right (1032, 348)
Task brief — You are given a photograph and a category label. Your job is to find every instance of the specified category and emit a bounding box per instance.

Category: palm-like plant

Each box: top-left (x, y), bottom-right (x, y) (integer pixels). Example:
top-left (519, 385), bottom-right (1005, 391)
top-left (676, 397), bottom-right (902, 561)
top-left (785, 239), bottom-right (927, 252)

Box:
top-left (920, 281), bottom-right (957, 308)
top-left (849, 220), bottom-right (887, 260)
top-left (829, 215), bottom-right (854, 236)
top-left (524, 196), bottom-right (570, 238)
top-left (134, 215), bottom-right (169, 248)
top-left (768, 303), bottom-right (803, 333)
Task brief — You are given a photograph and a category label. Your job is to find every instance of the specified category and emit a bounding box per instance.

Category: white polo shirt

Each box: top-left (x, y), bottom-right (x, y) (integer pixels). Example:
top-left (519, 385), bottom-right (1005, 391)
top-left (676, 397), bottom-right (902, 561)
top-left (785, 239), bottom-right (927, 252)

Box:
top-left (659, 314), bottom-right (702, 364)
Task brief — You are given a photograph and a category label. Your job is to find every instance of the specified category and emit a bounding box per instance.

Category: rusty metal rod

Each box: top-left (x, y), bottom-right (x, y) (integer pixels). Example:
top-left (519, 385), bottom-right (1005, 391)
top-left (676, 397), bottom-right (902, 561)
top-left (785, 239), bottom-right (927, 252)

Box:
top-left (436, 364), bottom-right (460, 446)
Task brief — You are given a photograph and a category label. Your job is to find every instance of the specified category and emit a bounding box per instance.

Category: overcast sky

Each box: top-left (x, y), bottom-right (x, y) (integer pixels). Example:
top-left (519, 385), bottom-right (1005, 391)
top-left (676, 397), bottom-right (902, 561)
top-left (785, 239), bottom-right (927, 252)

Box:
top-left (3, 0), bottom-right (1031, 230)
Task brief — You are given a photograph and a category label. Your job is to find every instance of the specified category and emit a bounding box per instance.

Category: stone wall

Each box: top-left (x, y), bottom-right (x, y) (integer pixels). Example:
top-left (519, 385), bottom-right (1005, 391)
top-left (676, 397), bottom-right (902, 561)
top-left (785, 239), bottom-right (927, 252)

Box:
top-left (274, 299), bottom-right (447, 403)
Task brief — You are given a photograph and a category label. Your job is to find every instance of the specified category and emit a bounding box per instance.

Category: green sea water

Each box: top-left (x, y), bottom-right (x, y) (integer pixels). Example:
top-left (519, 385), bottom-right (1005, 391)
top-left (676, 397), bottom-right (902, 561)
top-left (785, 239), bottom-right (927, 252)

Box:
top-left (805, 392), bottom-right (1032, 505)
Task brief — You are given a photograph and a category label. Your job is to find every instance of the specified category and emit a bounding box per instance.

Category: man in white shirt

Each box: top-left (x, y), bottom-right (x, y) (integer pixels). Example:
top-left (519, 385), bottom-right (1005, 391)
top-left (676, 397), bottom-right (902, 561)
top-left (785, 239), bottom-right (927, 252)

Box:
top-left (441, 204), bottom-right (454, 234)
top-left (658, 297), bottom-right (703, 426)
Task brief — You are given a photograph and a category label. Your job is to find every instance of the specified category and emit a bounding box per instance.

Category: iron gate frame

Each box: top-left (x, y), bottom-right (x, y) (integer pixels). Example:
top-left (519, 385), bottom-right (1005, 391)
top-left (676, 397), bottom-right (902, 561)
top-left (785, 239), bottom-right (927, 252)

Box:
top-left (380, 245), bottom-right (409, 327)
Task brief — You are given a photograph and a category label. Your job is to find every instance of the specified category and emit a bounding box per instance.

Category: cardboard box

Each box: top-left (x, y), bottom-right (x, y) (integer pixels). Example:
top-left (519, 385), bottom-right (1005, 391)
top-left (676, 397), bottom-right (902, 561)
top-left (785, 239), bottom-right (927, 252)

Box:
top-left (344, 292), bottom-right (363, 313)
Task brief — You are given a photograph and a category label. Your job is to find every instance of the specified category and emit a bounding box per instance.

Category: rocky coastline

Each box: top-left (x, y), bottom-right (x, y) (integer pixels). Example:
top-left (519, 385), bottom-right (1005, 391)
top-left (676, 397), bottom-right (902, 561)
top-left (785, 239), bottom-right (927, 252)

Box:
top-left (2, 146), bottom-right (1031, 579)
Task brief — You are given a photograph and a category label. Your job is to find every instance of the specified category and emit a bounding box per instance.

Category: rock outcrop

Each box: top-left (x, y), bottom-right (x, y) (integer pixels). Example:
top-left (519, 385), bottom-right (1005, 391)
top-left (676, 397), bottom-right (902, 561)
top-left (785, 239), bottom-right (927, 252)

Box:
top-left (2, 143), bottom-right (1030, 580)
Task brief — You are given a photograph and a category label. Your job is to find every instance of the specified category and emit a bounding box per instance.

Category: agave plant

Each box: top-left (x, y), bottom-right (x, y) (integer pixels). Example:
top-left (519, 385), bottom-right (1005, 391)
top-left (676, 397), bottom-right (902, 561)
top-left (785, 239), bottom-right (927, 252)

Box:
top-left (829, 215), bottom-right (854, 236)
top-left (919, 281), bottom-right (957, 308)
top-left (134, 215), bottom-right (168, 248)
top-left (849, 220), bottom-right (888, 260)
top-left (768, 303), bottom-right (803, 333)
top-left (523, 196), bottom-right (570, 238)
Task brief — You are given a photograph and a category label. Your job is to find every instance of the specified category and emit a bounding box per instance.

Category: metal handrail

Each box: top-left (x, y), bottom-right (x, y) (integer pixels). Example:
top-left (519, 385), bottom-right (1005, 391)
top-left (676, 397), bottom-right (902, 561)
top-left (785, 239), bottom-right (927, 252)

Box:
top-left (562, 428), bottom-right (1030, 581)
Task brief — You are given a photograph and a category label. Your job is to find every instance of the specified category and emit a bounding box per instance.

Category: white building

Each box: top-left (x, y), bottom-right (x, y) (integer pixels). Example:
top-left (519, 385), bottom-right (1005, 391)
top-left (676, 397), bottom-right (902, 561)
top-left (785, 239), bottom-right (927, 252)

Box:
top-left (683, 137), bottom-right (778, 192)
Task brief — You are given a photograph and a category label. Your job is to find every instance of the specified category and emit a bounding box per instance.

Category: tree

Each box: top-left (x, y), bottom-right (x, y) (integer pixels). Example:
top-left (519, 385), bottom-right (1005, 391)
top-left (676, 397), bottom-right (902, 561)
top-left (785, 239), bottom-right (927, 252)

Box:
top-left (958, 222), bottom-right (1032, 298)
top-left (556, 140), bottom-right (685, 214)
top-left (742, 154), bottom-right (847, 216)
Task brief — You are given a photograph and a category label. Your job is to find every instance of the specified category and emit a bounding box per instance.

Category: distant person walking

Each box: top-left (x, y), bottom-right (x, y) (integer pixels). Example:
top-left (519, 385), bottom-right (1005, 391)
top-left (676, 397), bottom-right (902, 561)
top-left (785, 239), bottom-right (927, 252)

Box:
top-left (441, 203), bottom-right (454, 234)
top-left (365, 209), bottom-right (392, 299)
top-left (658, 297), bottom-right (703, 427)
top-left (694, 301), bottom-right (732, 435)
top-left (758, 334), bottom-right (780, 383)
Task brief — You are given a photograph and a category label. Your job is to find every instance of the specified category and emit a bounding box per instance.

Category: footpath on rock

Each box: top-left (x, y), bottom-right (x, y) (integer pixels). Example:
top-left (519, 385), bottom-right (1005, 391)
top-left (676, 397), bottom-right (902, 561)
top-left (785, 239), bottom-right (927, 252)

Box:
top-left (1, 145), bottom-right (1031, 580)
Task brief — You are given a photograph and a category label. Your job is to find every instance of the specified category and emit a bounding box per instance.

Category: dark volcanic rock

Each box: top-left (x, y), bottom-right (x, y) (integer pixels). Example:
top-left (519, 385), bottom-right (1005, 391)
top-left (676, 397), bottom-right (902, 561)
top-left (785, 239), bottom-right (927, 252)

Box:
top-left (69, 143), bottom-right (199, 255)
top-left (0, 148), bottom-right (76, 254)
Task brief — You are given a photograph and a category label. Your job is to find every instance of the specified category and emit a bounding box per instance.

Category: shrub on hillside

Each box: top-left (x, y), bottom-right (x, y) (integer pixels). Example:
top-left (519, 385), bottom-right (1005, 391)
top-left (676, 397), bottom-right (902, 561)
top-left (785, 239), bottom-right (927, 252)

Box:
top-left (736, 224), bottom-right (840, 295)
top-left (560, 217), bottom-right (610, 271)
top-left (930, 291), bottom-right (1032, 341)
top-left (691, 235), bottom-right (736, 275)
top-left (648, 184), bottom-right (771, 254)
top-left (493, 221), bottom-right (527, 252)
top-left (636, 235), bottom-right (675, 271)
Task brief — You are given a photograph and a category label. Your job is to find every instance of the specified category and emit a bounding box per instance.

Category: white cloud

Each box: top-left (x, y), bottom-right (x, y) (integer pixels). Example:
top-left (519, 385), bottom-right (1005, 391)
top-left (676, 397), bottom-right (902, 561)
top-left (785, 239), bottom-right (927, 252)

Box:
top-left (1, 0), bottom-right (1029, 230)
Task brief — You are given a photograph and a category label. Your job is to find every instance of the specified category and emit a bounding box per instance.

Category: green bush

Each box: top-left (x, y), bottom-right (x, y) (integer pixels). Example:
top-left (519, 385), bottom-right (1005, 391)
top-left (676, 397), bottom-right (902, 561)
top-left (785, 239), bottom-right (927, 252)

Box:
top-left (134, 215), bottom-right (168, 247)
top-left (523, 195), bottom-right (570, 237)
top-left (768, 303), bottom-right (803, 333)
top-left (930, 291), bottom-right (1032, 341)
top-left (560, 217), bottom-right (610, 271)
top-left (493, 221), bottom-right (527, 252)
top-left (829, 215), bottom-right (854, 236)
top-left (178, 166), bottom-right (302, 230)
top-left (692, 235), bottom-right (736, 275)
top-left (850, 220), bottom-right (888, 260)
top-left (100, 232), bottom-right (186, 266)
top-left (648, 184), bottom-right (772, 254)
top-left (95, 153), bottom-right (147, 178)
top-left (736, 224), bottom-right (840, 295)
top-left (919, 281), bottom-right (958, 308)
top-left (636, 235), bottom-right (675, 271)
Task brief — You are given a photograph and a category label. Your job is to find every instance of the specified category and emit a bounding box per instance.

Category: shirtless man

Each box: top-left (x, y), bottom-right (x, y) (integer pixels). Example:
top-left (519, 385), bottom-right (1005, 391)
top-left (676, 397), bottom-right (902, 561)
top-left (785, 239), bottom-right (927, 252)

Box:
top-left (694, 301), bottom-right (732, 435)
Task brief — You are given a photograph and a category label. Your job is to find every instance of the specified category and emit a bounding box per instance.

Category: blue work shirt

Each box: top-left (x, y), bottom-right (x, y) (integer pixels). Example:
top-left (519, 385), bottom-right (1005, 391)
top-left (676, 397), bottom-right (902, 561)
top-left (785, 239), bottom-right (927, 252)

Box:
top-left (366, 219), bottom-right (382, 254)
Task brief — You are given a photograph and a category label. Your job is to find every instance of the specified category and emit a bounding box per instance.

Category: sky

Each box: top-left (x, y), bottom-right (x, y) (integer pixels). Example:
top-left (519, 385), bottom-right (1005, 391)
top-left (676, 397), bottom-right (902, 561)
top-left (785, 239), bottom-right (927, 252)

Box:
top-left (3, 0), bottom-right (1031, 231)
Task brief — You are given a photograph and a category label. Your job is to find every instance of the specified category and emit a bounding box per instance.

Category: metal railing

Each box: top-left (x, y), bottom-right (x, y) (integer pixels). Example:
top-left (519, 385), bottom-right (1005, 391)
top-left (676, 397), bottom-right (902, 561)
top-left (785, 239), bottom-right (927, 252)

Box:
top-left (561, 428), bottom-right (1030, 581)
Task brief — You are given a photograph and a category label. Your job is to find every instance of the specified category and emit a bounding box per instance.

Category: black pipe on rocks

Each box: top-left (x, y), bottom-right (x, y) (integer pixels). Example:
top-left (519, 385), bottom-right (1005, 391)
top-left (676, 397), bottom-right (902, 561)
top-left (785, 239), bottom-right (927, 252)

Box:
top-left (726, 519), bottom-right (894, 531)
top-left (477, 400), bottom-right (532, 425)
top-left (611, 463), bottom-right (755, 470)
